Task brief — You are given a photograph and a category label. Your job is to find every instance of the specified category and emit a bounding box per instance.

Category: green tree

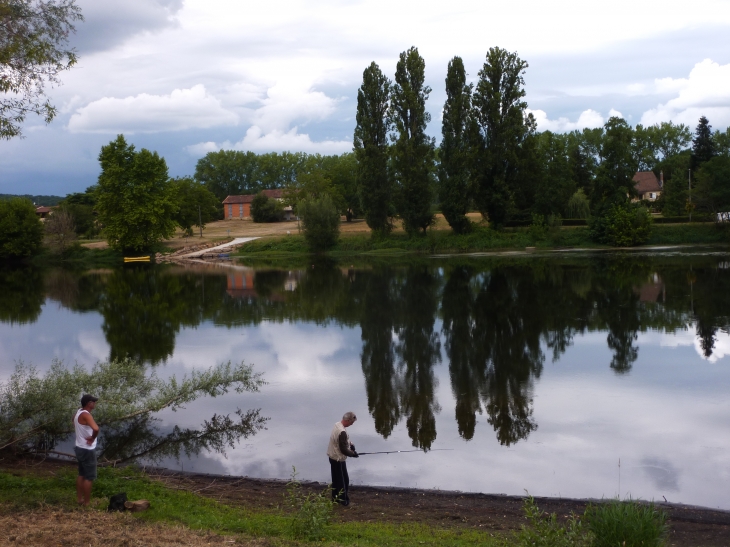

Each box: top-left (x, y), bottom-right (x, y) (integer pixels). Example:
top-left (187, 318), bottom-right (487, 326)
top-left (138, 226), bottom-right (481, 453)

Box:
top-left (566, 189), bottom-right (591, 219)
top-left (439, 56), bottom-right (474, 234)
top-left (250, 192), bottom-right (284, 223)
top-left (171, 177), bottom-right (220, 236)
top-left (533, 131), bottom-right (575, 217)
top-left (298, 194), bottom-right (340, 252)
top-left (323, 153), bottom-right (359, 220)
top-left (0, 0), bottom-right (83, 138)
top-left (0, 197), bottom-right (43, 258)
top-left (194, 150), bottom-right (261, 200)
top-left (95, 135), bottom-right (178, 252)
top-left (694, 156), bottom-right (730, 215)
top-left (658, 150), bottom-right (691, 216)
top-left (472, 47), bottom-right (533, 227)
top-left (714, 127), bottom-right (730, 157)
top-left (354, 61), bottom-right (393, 235)
top-left (57, 186), bottom-right (97, 237)
top-left (647, 121), bottom-right (691, 159)
top-left (591, 117), bottom-right (637, 212)
top-left (692, 116), bottom-right (717, 171)
top-left (389, 46), bottom-right (435, 235)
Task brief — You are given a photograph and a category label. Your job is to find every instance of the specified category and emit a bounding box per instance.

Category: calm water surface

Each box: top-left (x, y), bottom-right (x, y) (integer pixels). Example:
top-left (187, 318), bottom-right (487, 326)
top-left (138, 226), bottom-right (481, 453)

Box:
top-left (1, 251), bottom-right (729, 508)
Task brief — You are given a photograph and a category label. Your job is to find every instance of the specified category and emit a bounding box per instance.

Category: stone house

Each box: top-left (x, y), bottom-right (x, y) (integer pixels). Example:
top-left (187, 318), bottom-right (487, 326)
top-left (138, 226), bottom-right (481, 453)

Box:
top-left (222, 189), bottom-right (293, 220)
top-left (633, 171), bottom-right (663, 201)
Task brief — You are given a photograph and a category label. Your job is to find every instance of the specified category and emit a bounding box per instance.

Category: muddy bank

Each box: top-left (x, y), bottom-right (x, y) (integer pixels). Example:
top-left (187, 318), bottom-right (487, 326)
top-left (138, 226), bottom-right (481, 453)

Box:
top-left (3, 459), bottom-right (729, 546)
top-left (147, 468), bottom-right (730, 547)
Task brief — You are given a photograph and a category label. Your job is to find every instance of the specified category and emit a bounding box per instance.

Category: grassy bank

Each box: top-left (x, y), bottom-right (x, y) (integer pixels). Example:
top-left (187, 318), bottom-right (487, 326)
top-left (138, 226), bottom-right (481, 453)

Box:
top-left (0, 467), bottom-right (505, 547)
top-left (236, 223), bottom-right (729, 258)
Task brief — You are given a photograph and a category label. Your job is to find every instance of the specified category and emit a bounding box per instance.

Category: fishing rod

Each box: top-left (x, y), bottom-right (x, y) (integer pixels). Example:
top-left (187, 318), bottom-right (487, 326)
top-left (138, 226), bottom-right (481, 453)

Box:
top-left (356, 449), bottom-right (454, 455)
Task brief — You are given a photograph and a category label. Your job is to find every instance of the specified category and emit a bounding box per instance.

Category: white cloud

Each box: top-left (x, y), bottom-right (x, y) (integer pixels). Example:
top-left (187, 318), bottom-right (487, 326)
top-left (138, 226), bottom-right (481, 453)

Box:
top-left (641, 59), bottom-right (730, 128)
top-left (67, 85), bottom-right (238, 134)
top-left (185, 81), bottom-right (351, 155)
top-left (530, 108), bottom-right (605, 132)
top-left (185, 141), bottom-right (221, 156)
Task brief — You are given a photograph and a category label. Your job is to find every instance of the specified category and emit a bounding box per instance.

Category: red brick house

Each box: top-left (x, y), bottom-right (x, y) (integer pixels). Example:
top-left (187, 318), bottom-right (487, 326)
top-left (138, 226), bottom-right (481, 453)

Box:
top-left (222, 189), bottom-right (290, 219)
top-left (633, 171), bottom-right (663, 201)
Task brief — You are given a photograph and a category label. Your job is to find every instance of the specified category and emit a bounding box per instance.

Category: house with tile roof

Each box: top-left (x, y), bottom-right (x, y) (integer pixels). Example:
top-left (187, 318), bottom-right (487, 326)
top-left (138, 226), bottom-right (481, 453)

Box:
top-left (633, 171), bottom-right (663, 201)
top-left (222, 189), bottom-right (293, 220)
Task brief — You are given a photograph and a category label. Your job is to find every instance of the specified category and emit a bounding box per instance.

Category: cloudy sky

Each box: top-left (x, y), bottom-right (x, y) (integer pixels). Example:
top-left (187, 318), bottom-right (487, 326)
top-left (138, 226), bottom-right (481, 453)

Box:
top-left (2, 0), bottom-right (730, 195)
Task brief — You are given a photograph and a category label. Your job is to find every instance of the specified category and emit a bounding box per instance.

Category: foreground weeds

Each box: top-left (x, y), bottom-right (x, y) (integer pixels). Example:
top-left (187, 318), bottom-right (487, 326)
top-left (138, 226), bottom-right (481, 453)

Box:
top-left (0, 467), bottom-right (504, 546)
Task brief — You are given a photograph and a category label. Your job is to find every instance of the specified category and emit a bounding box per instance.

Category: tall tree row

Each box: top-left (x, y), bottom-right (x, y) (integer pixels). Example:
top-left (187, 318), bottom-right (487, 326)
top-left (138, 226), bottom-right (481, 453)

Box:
top-left (354, 62), bottom-right (393, 235)
top-left (438, 56), bottom-right (473, 234)
top-left (389, 47), bottom-right (436, 235)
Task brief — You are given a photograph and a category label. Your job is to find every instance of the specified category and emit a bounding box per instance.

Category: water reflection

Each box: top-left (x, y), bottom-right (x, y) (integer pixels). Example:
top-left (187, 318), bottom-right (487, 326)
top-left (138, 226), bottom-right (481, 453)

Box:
top-left (2, 253), bottom-right (730, 449)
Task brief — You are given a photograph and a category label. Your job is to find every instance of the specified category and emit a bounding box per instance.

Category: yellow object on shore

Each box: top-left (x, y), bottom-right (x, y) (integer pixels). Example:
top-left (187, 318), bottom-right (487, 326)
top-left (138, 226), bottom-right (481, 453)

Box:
top-left (123, 256), bottom-right (151, 263)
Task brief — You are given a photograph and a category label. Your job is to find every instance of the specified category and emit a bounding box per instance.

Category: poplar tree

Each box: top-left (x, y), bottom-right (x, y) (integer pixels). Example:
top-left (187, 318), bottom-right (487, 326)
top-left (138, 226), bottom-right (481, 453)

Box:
top-left (389, 46), bottom-right (435, 235)
top-left (472, 47), bottom-right (532, 228)
top-left (439, 56), bottom-right (474, 234)
top-left (354, 62), bottom-right (393, 235)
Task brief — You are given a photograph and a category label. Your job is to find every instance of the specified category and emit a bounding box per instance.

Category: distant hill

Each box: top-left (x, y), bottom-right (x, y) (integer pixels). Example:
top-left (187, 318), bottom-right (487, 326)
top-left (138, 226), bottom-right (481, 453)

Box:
top-left (0, 194), bottom-right (65, 206)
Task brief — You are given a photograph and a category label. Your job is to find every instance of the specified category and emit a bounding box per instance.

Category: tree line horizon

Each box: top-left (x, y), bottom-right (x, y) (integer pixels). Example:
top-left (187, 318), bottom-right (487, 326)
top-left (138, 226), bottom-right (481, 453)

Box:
top-left (4, 46), bottom-right (730, 255)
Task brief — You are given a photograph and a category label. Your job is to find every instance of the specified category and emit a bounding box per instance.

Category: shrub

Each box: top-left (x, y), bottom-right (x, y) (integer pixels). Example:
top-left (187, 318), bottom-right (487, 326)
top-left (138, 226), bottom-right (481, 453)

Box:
top-left (251, 193), bottom-right (284, 223)
top-left (298, 195), bottom-right (340, 252)
top-left (44, 209), bottom-right (77, 253)
top-left (585, 499), bottom-right (668, 547)
top-left (0, 198), bottom-right (44, 259)
top-left (590, 203), bottom-right (652, 246)
top-left (515, 495), bottom-right (591, 547)
top-left (284, 467), bottom-right (334, 540)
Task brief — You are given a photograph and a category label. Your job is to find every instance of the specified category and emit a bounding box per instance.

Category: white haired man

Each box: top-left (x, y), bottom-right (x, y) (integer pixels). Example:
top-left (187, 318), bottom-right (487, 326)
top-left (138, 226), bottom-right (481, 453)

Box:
top-left (326, 411), bottom-right (358, 506)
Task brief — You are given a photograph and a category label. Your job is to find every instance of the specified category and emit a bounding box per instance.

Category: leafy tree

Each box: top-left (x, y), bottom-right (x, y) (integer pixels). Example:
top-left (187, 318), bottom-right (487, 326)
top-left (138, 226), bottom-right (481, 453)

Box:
top-left (658, 150), bottom-right (691, 216)
top-left (632, 124), bottom-right (657, 172)
top-left (250, 192), bottom-right (284, 223)
top-left (439, 56), bottom-right (474, 234)
top-left (284, 162), bottom-right (345, 215)
top-left (591, 117), bottom-right (637, 213)
top-left (57, 186), bottom-right (98, 237)
top-left (95, 135), bottom-right (178, 252)
top-left (0, 358), bottom-right (267, 463)
top-left (0, 197), bottom-right (43, 258)
top-left (298, 195), bottom-right (340, 252)
top-left (354, 61), bottom-right (393, 235)
top-left (472, 47), bottom-right (533, 227)
top-left (389, 46), bottom-right (435, 235)
top-left (43, 208), bottom-right (75, 252)
top-left (171, 177), bottom-right (220, 236)
top-left (713, 127), bottom-right (730, 158)
top-left (533, 131), bottom-right (575, 217)
top-left (194, 150), bottom-right (261, 200)
top-left (0, 0), bottom-right (83, 138)
top-left (692, 116), bottom-right (717, 171)
top-left (694, 156), bottom-right (730, 215)
top-left (647, 121), bottom-right (691, 159)
top-left (323, 153), bottom-right (359, 220)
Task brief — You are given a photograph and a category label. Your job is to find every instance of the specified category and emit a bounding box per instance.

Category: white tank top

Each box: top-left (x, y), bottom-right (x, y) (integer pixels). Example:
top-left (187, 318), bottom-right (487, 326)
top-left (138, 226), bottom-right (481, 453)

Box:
top-left (74, 409), bottom-right (97, 449)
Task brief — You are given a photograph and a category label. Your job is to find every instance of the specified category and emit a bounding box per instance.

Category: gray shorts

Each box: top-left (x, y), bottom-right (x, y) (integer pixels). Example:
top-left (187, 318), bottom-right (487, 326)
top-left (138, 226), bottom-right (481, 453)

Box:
top-left (74, 446), bottom-right (97, 481)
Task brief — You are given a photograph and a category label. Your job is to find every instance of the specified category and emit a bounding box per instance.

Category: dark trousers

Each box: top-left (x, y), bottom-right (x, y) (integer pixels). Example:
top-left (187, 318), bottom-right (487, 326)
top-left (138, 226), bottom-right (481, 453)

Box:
top-left (329, 457), bottom-right (349, 505)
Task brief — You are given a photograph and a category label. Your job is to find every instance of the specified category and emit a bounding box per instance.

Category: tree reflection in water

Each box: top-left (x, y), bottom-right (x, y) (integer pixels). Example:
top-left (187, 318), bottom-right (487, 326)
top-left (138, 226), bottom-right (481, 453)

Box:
top-left (5, 254), bottom-right (730, 449)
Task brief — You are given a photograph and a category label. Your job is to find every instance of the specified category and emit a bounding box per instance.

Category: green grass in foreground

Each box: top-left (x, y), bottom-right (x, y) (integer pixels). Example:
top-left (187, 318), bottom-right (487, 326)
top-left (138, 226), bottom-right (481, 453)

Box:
top-left (237, 223), bottom-right (729, 258)
top-left (0, 467), bottom-right (506, 546)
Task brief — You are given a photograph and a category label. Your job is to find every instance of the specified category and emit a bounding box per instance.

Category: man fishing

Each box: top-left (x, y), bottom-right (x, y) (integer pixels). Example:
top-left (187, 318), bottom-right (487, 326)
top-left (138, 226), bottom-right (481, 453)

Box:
top-left (326, 411), bottom-right (358, 506)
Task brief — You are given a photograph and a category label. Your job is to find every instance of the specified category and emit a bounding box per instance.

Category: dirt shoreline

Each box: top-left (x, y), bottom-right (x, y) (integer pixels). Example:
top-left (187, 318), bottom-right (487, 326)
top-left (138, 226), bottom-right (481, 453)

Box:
top-left (4, 459), bottom-right (730, 546)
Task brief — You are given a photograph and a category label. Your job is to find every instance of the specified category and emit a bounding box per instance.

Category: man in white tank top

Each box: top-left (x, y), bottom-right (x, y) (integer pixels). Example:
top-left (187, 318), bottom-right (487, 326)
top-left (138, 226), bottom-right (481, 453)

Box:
top-left (74, 394), bottom-right (99, 506)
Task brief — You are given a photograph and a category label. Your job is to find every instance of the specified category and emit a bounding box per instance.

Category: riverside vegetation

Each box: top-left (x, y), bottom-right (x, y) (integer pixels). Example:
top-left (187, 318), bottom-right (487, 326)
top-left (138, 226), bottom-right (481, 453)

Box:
top-left (0, 465), bottom-right (670, 547)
